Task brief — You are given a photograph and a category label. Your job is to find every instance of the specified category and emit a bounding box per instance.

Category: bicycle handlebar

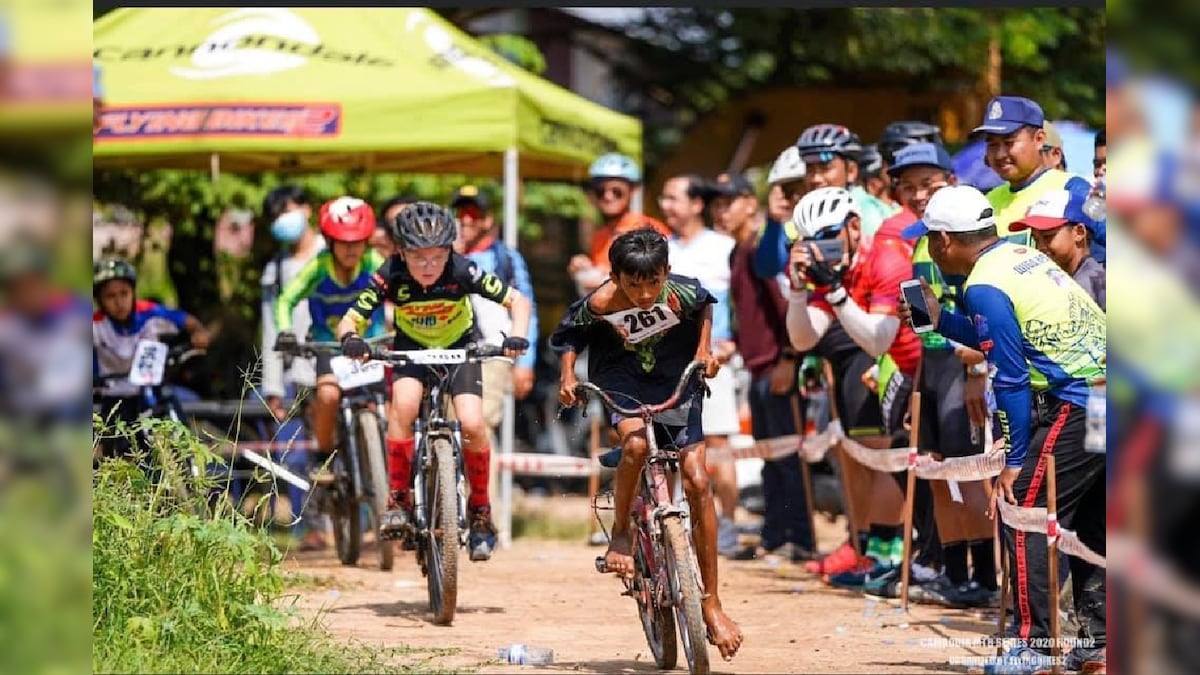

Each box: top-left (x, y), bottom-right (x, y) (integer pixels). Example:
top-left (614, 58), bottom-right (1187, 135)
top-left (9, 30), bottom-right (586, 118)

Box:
top-left (572, 360), bottom-right (707, 419)
top-left (275, 335), bottom-right (390, 358)
top-left (370, 342), bottom-right (512, 366)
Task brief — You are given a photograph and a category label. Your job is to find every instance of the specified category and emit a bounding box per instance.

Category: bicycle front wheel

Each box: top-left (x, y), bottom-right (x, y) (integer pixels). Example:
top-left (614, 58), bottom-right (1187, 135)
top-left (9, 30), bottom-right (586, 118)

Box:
top-left (332, 447), bottom-right (362, 566)
top-left (424, 438), bottom-right (459, 625)
top-left (634, 519), bottom-right (677, 670)
top-left (663, 516), bottom-right (710, 674)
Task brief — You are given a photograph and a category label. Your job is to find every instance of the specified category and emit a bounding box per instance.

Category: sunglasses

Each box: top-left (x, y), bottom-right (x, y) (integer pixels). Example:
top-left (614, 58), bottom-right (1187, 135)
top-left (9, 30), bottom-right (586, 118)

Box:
top-left (592, 184), bottom-right (629, 199)
top-left (456, 205), bottom-right (485, 220)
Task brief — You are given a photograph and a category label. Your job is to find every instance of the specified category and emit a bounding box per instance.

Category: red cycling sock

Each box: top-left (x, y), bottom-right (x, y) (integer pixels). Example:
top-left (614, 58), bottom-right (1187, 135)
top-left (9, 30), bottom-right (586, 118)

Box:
top-left (387, 437), bottom-right (415, 501)
top-left (465, 445), bottom-right (491, 510)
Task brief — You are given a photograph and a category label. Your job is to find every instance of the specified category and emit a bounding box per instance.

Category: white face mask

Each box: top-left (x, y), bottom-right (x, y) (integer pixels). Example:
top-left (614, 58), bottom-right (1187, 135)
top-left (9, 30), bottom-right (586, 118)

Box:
top-left (271, 210), bottom-right (307, 243)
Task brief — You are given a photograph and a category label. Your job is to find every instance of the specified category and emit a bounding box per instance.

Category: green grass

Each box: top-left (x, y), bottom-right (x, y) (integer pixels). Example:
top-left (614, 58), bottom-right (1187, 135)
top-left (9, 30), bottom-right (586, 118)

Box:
top-left (510, 502), bottom-right (592, 541)
top-left (91, 417), bottom-right (448, 674)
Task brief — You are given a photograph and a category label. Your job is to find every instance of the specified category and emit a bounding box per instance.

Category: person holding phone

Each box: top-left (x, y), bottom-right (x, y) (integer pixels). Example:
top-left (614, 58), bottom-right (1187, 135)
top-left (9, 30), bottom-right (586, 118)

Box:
top-left (889, 143), bottom-right (999, 609)
top-left (784, 186), bottom-right (923, 586)
top-left (899, 185), bottom-right (1106, 674)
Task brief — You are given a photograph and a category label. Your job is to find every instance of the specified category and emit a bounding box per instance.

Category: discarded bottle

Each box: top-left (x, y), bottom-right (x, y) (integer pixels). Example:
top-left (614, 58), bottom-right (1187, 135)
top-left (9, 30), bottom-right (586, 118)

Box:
top-left (498, 644), bottom-right (554, 666)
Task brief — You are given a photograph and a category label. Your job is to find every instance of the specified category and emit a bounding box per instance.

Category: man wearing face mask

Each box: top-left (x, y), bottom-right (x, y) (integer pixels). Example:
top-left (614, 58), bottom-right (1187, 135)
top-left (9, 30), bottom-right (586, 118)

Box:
top-left (259, 185), bottom-right (325, 426)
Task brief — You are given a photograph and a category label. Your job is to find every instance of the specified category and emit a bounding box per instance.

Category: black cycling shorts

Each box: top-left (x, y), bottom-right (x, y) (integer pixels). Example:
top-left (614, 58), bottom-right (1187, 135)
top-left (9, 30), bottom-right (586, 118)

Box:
top-left (388, 333), bottom-right (483, 397)
top-left (830, 350), bottom-right (885, 438)
top-left (918, 348), bottom-right (983, 458)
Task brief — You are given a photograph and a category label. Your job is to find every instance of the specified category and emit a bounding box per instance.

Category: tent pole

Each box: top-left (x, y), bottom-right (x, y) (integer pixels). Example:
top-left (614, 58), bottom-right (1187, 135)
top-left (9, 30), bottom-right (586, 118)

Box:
top-left (210, 153), bottom-right (220, 182)
top-left (499, 147), bottom-right (519, 550)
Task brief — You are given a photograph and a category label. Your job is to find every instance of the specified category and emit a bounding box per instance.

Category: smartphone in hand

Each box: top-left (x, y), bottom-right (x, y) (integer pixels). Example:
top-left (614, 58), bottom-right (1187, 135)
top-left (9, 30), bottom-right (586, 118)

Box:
top-left (900, 279), bottom-right (934, 334)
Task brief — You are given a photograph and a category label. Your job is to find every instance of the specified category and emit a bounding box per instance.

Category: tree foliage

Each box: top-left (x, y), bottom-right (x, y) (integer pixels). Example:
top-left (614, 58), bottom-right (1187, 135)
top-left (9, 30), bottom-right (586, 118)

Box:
top-left (611, 8), bottom-right (1105, 167)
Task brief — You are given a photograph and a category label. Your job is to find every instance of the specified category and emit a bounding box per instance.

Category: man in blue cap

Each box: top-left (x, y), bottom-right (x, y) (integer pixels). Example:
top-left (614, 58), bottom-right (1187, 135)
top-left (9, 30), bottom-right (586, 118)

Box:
top-left (973, 96), bottom-right (1096, 252)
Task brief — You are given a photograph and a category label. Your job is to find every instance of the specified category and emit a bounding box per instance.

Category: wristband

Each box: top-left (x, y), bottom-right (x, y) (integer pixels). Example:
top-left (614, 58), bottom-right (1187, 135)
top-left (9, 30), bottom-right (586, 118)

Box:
top-left (826, 285), bottom-right (848, 307)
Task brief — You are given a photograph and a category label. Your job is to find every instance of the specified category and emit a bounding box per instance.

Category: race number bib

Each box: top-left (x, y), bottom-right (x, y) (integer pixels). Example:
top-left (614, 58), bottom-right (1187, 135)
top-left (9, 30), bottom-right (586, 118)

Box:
top-left (128, 340), bottom-right (168, 386)
top-left (330, 356), bottom-right (386, 390)
top-left (602, 304), bottom-right (680, 344)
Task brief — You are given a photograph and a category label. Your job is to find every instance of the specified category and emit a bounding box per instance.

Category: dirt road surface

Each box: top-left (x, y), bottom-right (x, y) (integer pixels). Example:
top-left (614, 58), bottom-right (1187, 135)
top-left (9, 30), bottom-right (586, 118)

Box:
top-left (286, 498), bottom-right (998, 674)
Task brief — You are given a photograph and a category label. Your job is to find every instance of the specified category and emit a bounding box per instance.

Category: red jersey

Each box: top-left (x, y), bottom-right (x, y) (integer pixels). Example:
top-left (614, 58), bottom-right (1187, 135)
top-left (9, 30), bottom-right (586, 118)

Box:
top-left (811, 230), bottom-right (922, 377)
top-left (876, 208), bottom-right (918, 244)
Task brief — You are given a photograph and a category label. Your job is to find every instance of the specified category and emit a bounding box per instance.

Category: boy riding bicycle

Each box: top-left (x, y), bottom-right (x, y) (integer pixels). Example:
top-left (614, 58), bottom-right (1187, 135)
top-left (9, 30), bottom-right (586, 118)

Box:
top-left (550, 228), bottom-right (743, 660)
top-left (336, 202), bottom-right (531, 562)
top-left (273, 196), bottom-right (388, 454)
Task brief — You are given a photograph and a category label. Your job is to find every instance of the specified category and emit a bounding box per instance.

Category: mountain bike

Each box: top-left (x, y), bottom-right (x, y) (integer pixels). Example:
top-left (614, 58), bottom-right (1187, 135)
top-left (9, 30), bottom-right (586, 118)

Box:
top-left (574, 361), bottom-right (711, 674)
top-left (276, 340), bottom-right (392, 569)
top-left (371, 342), bottom-right (510, 625)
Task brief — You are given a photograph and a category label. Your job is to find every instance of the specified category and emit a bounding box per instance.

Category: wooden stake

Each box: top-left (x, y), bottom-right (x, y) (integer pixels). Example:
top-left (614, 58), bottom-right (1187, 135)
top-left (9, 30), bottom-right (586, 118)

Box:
top-left (995, 486), bottom-right (1009, 657)
top-left (1046, 452), bottom-right (1061, 674)
top-left (788, 393), bottom-right (819, 549)
top-left (900, 391), bottom-right (922, 612)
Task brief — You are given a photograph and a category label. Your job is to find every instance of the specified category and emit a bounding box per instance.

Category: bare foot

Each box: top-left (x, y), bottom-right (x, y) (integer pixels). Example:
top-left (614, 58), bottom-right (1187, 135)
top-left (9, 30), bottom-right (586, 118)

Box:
top-left (702, 596), bottom-right (743, 660)
top-left (604, 530), bottom-right (635, 576)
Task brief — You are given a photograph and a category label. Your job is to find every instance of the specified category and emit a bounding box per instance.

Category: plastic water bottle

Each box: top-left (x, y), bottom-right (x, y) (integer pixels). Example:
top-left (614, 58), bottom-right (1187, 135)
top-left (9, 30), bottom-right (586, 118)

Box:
top-left (1082, 182), bottom-right (1106, 222)
top-left (498, 644), bottom-right (554, 665)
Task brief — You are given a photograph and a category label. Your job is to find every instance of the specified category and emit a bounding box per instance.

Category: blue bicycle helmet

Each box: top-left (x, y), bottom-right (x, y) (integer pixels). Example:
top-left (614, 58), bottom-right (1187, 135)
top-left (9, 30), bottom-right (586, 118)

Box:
top-left (588, 153), bottom-right (641, 184)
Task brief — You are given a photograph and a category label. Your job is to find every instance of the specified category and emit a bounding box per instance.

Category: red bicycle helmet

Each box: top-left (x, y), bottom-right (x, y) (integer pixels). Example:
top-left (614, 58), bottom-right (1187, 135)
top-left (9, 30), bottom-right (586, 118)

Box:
top-left (318, 196), bottom-right (376, 242)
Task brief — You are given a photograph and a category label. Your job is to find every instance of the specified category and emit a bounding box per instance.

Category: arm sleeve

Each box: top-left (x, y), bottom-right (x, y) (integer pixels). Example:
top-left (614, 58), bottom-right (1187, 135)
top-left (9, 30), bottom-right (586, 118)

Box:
top-left (274, 256), bottom-right (323, 332)
top-left (936, 308), bottom-right (980, 349)
top-left (344, 259), bottom-right (391, 326)
top-left (832, 299), bottom-right (900, 357)
top-left (753, 216), bottom-right (791, 279)
top-left (965, 284), bottom-right (1032, 468)
top-left (510, 251), bottom-right (539, 370)
top-left (786, 291), bottom-right (833, 351)
top-left (462, 258), bottom-right (514, 306)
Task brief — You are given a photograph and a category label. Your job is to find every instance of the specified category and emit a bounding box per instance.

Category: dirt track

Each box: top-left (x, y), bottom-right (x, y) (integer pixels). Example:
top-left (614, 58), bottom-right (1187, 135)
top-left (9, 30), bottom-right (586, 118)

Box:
top-left (285, 498), bottom-right (999, 674)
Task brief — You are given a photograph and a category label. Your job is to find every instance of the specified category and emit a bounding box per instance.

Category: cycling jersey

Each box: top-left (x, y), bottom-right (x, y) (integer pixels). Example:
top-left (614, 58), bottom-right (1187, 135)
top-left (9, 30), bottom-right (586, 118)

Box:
top-left (346, 253), bottom-right (513, 349)
top-left (549, 274), bottom-right (714, 413)
top-left (275, 248), bottom-right (387, 342)
top-left (93, 299), bottom-right (188, 397)
top-left (935, 241), bottom-right (1105, 467)
top-left (986, 168), bottom-right (1093, 247)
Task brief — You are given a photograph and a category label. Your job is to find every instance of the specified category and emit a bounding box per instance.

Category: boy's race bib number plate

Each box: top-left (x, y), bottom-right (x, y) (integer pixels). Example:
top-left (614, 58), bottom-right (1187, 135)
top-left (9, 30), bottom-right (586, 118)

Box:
top-left (128, 340), bottom-right (168, 386)
top-left (603, 304), bottom-right (680, 344)
top-left (331, 356), bottom-right (386, 390)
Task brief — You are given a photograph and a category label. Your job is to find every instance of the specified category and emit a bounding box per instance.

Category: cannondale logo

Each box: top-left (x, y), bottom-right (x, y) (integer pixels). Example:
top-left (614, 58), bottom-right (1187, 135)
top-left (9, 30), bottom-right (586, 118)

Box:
top-left (170, 8), bottom-right (319, 80)
top-left (405, 9), bottom-right (515, 88)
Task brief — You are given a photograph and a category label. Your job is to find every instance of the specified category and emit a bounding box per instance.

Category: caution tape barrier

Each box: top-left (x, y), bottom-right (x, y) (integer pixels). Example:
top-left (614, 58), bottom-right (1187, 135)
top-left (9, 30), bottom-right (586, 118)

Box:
top-left (994, 499), bottom-right (1106, 568)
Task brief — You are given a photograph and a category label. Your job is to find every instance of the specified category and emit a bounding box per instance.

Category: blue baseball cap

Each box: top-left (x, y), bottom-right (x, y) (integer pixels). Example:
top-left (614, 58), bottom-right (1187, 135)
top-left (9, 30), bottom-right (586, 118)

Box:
top-left (970, 96), bottom-right (1045, 137)
top-left (887, 142), bottom-right (953, 177)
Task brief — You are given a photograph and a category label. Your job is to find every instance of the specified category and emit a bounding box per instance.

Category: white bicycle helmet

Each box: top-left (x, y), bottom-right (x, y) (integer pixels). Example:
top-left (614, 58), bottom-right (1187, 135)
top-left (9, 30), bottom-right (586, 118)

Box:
top-left (767, 146), bottom-right (806, 186)
top-left (588, 153), bottom-right (641, 183)
top-left (792, 187), bottom-right (858, 239)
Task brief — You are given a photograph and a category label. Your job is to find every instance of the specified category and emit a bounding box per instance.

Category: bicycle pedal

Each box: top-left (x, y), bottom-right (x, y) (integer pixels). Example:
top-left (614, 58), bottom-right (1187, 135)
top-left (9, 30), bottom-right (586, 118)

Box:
top-left (594, 556), bottom-right (609, 573)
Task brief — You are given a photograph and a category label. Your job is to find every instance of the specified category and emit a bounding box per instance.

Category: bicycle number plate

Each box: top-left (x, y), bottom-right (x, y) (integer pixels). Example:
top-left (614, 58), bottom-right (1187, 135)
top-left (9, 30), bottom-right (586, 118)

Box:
top-left (128, 340), bottom-right (168, 386)
top-left (331, 356), bottom-right (386, 389)
top-left (407, 349), bottom-right (467, 365)
top-left (602, 304), bottom-right (679, 344)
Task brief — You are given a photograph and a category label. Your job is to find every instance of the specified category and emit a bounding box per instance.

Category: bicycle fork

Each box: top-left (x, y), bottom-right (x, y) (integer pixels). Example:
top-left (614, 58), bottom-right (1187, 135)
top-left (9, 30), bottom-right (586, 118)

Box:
top-left (341, 405), bottom-right (365, 500)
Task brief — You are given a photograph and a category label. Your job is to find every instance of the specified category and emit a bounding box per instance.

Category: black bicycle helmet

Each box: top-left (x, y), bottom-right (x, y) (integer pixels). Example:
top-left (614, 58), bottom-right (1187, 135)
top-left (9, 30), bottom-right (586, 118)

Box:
top-left (93, 257), bottom-right (137, 295)
top-left (389, 201), bottom-right (457, 249)
top-left (878, 121), bottom-right (943, 165)
top-left (859, 144), bottom-right (884, 178)
top-left (795, 124), bottom-right (863, 160)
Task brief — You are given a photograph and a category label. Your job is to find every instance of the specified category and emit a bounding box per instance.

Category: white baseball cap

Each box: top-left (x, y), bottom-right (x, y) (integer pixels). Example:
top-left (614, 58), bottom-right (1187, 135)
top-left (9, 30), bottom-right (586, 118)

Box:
top-left (901, 185), bottom-right (996, 239)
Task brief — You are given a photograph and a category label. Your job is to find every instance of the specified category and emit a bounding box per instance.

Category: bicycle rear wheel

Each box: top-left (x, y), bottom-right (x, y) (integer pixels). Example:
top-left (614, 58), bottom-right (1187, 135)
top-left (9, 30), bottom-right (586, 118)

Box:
top-left (355, 410), bottom-right (393, 571)
top-left (663, 516), bottom-right (710, 674)
top-left (424, 438), bottom-right (459, 625)
top-left (634, 517), bottom-right (677, 669)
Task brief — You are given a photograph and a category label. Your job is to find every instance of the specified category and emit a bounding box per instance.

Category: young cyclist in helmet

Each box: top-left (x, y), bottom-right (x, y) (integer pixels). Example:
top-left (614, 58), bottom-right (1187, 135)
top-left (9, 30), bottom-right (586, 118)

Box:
top-left (93, 257), bottom-right (211, 460)
top-left (336, 202), bottom-right (532, 562)
top-left (569, 152), bottom-right (672, 294)
top-left (273, 196), bottom-right (389, 466)
top-left (875, 120), bottom-right (946, 242)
